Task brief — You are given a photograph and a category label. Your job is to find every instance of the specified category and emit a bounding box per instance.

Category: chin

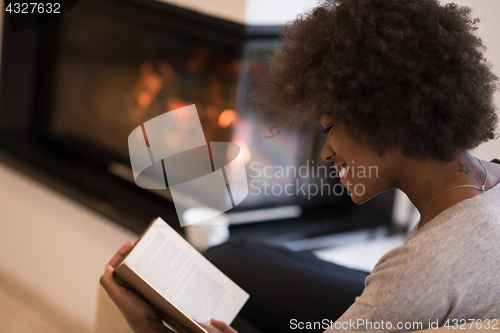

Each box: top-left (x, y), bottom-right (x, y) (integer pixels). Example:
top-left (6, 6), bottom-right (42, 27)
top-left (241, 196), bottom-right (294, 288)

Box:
top-left (347, 185), bottom-right (378, 205)
top-left (349, 193), bottom-right (370, 205)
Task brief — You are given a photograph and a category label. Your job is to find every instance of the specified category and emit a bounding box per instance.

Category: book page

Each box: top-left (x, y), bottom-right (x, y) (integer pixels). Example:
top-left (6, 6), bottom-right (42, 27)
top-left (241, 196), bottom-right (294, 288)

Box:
top-left (125, 218), bottom-right (249, 324)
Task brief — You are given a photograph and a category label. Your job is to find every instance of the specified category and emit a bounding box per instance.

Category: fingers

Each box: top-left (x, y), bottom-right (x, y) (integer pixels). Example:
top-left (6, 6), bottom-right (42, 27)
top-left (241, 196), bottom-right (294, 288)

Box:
top-left (194, 320), bottom-right (220, 333)
top-left (100, 265), bottom-right (147, 318)
top-left (102, 241), bottom-right (134, 301)
top-left (108, 241), bottom-right (133, 266)
top-left (100, 264), bottom-right (121, 302)
top-left (210, 319), bottom-right (237, 333)
top-left (100, 265), bottom-right (171, 333)
top-left (100, 264), bottom-right (132, 307)
top-left (194, 319), bottom-right (236, 333)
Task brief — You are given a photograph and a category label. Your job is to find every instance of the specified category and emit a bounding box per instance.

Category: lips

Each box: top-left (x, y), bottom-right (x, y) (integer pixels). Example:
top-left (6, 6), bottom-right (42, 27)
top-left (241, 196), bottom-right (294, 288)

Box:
top-left (337, 163), bottom-right (348, 179)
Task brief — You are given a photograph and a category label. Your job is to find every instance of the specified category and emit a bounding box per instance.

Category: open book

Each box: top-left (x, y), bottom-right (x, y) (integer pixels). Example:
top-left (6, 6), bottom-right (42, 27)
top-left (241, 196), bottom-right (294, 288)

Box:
top-left (113, 217), bottom-right (249, 333)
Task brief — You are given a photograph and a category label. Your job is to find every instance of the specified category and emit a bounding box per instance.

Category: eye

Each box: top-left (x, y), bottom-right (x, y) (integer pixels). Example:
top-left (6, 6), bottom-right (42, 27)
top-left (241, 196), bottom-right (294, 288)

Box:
top-left (322, 125), bottom-right (334, 134)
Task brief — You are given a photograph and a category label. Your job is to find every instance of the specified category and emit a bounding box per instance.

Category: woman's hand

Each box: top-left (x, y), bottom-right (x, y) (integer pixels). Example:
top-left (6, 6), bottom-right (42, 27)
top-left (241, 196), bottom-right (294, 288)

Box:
top-left (195, 319), bottom-right (237, 333)
top-left (100, 242), bottom-right (172, 333)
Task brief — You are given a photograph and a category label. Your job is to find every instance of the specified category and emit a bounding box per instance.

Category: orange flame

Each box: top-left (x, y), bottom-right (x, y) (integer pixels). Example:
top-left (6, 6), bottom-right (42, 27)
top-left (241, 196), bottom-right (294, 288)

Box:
top-left (218, 109), bottom-right (237, 128)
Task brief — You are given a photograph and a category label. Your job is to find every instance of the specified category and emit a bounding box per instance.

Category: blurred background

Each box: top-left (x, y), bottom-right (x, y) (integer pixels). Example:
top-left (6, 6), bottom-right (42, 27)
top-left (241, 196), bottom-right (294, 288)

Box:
top-left (0, 0), bottom-right (498, 332)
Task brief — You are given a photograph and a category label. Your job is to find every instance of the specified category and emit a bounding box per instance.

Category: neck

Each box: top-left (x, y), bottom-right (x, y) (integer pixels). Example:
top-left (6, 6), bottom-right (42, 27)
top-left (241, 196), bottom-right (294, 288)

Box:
top-left (397, 152), bottom-right (486, 227)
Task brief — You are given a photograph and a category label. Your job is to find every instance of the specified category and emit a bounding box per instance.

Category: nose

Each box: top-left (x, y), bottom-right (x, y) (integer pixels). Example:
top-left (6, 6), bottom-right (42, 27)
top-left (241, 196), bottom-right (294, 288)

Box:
top-left (321, 140), bottom-right (334, 162)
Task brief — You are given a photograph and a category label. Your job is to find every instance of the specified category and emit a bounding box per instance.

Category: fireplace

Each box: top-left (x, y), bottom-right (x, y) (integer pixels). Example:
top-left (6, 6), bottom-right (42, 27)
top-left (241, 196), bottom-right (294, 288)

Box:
top-left (0, 0), bottom-right (395, 243)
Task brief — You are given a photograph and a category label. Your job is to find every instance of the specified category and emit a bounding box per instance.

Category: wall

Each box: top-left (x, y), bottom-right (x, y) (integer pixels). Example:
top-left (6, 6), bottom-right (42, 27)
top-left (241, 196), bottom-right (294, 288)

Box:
top-left (245, 0), bottom-right (317, 25)
top-left (244, 0), bottom-right (467, 25)
top-left (466, 0), bottom-right (500, 160)
top-left (159, 0), bottom-right (246, 23)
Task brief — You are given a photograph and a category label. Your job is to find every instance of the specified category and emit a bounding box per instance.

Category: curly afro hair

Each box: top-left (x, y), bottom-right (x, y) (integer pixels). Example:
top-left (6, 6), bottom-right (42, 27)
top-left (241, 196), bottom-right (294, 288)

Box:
top-left (254, 0), bottom-right (498, 161)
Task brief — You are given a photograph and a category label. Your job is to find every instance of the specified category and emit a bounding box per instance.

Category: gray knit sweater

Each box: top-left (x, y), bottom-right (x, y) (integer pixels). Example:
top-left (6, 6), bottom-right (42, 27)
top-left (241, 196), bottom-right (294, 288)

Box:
top-left (326, 177), bottom-right (500, 332)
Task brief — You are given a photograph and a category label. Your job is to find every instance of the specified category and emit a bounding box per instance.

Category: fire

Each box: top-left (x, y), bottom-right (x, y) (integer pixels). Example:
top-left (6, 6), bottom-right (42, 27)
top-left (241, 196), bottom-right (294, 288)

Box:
top-left (206, 105), bottom-right (219, 118)
top-left (218, 109), bottom-right (237, 128)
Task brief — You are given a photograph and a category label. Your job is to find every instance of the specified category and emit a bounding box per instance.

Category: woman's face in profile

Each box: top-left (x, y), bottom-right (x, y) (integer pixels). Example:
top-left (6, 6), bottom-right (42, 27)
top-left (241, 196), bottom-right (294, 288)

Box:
top-left (320, 116), bottom-right (398, 204)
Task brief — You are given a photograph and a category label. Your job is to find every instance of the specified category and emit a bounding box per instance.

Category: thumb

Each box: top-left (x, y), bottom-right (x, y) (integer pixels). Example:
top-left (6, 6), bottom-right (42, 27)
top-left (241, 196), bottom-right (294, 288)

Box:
top-left (100, 265), bottom-right (118, 298)
top-left (210, 319), bottom-right (237, 333)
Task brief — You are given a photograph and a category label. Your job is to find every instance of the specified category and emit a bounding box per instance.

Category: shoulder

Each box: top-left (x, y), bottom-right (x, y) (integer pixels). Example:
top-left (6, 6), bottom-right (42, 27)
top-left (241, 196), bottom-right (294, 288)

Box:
top-left (333, 204), bottom-right (500, 330)
top-left (378, 204), bottom-right (500, 323)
